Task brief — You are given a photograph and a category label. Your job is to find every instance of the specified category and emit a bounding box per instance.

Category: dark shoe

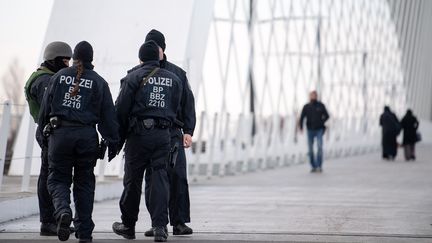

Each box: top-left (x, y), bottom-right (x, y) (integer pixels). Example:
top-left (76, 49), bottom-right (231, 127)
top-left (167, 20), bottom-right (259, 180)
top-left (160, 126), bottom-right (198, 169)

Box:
top-left (57, 213), bottom-right (72, 241)
top-left (70, 226), bottom-right (76, 233)
top-left (78, 238), bottom-right (92, 243)
top-left (145, 227), bottom-right (169, 237)
top-left (310, 168), bottom-right (317, 173)
top-left (145, 227), bottom-right (155, 237)
top-left (316, 167), bottom-right (323, 173)
top-left (40, 223), bottom-right (57, 236)
top-left (154, 226), bottom-right (168, 242)
top-left (112, 222), bottom-right (135, 239)
top-left (173, 223), bottom-right (193, 235)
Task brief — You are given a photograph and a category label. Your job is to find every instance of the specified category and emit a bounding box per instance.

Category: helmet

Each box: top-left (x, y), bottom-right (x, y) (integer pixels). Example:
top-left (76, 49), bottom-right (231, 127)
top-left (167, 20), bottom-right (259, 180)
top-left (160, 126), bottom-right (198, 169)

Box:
top-left (43, 41), bottom-right (72, 61)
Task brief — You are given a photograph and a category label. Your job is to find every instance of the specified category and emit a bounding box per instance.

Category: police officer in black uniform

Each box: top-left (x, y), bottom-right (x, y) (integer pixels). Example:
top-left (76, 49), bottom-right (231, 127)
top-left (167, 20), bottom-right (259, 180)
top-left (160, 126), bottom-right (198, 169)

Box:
top-left (112, 41), bottom-right (182, 242)
top-left (38, 41), bottom-right (119, 243)
top-left (143, 29), bottom-right (196, 236)
top-left (24, 41), bottom-right (72, 236)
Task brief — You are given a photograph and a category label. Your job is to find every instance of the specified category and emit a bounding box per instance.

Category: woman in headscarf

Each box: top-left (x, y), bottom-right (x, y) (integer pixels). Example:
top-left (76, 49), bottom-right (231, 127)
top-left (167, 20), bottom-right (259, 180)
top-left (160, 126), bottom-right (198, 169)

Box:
top-left (400, 109), bottom-right (419, 161)
top-left (379, 106), bottom-right (401, 160)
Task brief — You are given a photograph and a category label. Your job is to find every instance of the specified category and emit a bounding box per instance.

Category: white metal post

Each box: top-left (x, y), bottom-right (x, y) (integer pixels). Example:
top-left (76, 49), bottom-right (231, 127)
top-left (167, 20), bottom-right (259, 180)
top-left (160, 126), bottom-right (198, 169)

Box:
top-left (232, 113), bottom-right (244, 175)
top-left (0, 101), bottom-right (12, 191)
top-left (192, 111), bottom-right (206, 182)
top-left (118, 153), bottom-right (125, 179)
top-left (218, 113), bottom-right (230, 177)
top-left (242, 114), bottom-right (253, 173)
top-left (206, 113), bottom-right (219, 179)
top-left (97, 150), bottom-right (107, 182)
top-left (21, 118), bottom-right (35, 192)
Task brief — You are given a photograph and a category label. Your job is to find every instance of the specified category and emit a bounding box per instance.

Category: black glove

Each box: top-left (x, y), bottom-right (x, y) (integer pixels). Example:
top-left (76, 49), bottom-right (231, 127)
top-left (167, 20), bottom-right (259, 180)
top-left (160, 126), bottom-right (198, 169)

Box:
top-left (108, 142), bottom-right (118, 162)
top-left (35, 128), bottom-right (48, 148)
top-left (117, 138), bottom-right (125, 154)
top-left (98, 139), bottom-right (108, 160)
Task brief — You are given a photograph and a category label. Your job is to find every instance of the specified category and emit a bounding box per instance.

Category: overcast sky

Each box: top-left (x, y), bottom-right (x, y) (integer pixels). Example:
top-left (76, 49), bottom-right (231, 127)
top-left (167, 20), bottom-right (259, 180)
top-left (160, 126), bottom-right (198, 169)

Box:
top-left (0, 0), bottom-right (53, 103)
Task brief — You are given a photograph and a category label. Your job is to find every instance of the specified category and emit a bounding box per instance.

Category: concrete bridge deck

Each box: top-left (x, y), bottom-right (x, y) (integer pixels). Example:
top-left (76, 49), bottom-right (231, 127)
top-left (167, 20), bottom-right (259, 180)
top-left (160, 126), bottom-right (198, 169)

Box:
top-left (0, 144), bottom-right (431, 242)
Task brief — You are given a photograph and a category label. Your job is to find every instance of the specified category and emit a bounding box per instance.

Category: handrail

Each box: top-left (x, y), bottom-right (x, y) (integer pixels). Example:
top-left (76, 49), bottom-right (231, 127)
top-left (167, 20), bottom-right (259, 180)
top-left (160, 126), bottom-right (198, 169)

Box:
top-left (0, 101), bottom-right (384, 191)
top-left (0, 101), bottom-right (12, 191)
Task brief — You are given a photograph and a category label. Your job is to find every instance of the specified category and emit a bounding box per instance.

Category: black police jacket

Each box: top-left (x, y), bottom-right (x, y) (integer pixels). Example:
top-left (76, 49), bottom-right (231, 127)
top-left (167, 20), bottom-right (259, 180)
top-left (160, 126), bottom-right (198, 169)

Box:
top-left (300, 101), bottom-right (329, 130)
top-left (126, 56), bottom-right (196, 135)
top-left (38, 62), bottom-right (119, 145)
top-left (115, 60), bottom-right (182, 143)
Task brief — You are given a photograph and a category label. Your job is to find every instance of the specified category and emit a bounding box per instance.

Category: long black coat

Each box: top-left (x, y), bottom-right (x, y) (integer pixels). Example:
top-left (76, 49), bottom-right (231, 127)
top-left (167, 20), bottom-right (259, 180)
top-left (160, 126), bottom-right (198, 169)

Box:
top-left (379, 110), bottom-right (400, 157)
top-left (401, 114), bottom-right (419, 145)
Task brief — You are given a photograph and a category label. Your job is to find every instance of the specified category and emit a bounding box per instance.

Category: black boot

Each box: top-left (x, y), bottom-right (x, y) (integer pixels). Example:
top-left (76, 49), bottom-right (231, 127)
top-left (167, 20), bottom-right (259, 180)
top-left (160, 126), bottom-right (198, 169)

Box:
top-left (154, 226), bottom-right (168, 242)
top-left (40, 223), bottom-right (57, 236)
top-left (145, 227), bottom-right (154, 237)
top-left (145, 227), bottom-right (169, 237)
top-left (41, 222), bottom-right (75, 236)
top-left (69, 225), bottom-right (76, 234)
top-left (57, 213), bottom-right (72, 241)
top-left (112, 222), bottom-right (135, 239)
top-left (173, 223), bottom-right (193, 235)
top-left (78, 237), bottom-right (93, 243)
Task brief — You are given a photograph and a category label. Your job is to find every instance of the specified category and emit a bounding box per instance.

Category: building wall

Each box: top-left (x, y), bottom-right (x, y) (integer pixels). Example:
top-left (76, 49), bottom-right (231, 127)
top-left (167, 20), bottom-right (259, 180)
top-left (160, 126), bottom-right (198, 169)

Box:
top-left (388, 0), bottom-right (432, 120)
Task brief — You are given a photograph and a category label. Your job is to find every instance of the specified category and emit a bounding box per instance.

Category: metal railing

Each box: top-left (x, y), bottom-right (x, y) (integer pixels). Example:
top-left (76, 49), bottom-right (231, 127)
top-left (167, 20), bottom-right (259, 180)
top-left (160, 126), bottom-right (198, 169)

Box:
top-left (0, 101), bottom-right (12, 191)
top-left (0, 101), bottom-right (381, 191)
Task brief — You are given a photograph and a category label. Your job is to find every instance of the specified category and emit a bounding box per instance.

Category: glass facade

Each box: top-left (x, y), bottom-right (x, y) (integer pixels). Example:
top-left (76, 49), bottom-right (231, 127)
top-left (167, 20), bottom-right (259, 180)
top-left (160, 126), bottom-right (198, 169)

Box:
top-left (199, 0), bottom-right (405, 140)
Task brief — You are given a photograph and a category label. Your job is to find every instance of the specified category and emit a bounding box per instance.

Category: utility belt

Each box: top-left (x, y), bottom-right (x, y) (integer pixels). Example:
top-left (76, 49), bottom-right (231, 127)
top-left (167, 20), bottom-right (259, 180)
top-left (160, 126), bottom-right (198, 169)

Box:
top-left (61, 120), bottom-right (91, 127)
top-left (130, 117), bottom-right (172, 131)
top-left (173, 118), bottom-right (184, 130)
top-left (43, 116), bottom-right (93, 137)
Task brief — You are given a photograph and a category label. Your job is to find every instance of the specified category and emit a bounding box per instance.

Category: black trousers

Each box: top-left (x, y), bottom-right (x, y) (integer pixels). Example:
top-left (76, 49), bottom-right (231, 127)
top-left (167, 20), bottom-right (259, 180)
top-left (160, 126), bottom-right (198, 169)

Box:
top-left (403, 143), bottom-right (416, 160)
top-left (145, 128), bottom-right (191, 226)
top-left (120, 128), bottom-right (170, 228)
top-left (382, 132), bottom-right (398, 158)
top-left (47, 126), bottom-right (98, 239)
top-left (38, 144), bottom-right (56, 224)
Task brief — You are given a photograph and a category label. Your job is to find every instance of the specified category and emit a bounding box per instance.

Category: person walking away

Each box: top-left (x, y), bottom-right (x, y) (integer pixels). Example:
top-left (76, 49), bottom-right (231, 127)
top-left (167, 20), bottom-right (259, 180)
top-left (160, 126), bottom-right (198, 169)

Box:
top-left (379, 106), bottom-right (401, 160)
top-left (143, 29), bottom-right (196, 236)
top-left (38, 41), bottom-right (119, 242)
top-left (24, 41), bottom-right (73, 236)
top-left (400, 109), bottom-right (419, 161)
top-left (120, 29), bottom-right (197, 236)
top-left (299, 91), bottom-right (329, 173)
top-left (112, 40), bottom-right (182, 242)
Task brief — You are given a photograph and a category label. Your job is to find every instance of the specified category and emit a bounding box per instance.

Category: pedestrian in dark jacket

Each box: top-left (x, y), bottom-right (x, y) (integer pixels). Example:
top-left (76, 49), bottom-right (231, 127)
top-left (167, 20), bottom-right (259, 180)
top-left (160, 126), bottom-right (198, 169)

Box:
top-left (379, 106), bottom-right (400, 160)
top-left (299, 91), bottom-right (329, 173)
top-left (400, 109), bottom-right (419, 161)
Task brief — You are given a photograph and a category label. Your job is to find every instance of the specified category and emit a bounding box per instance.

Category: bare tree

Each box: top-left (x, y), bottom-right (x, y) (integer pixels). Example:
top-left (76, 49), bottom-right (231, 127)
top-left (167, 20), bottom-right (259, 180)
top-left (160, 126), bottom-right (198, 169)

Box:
top-left (1, 58), bottom-right (26, 174)
top-left (2, 58), bottom-right (25, 116)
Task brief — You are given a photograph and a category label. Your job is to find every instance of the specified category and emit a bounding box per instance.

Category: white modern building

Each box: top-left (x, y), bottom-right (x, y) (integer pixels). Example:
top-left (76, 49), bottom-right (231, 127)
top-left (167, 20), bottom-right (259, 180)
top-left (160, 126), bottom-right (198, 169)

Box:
top-left (4, 0), bottom-right (432, 182)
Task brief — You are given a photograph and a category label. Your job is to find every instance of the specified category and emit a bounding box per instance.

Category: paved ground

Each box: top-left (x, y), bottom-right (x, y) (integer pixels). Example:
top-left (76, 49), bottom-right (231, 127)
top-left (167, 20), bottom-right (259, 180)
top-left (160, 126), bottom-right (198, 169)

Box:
top-left (0, 176), bottom-right (38, 202)
top-left (0, 145), bottom-right (432, 242)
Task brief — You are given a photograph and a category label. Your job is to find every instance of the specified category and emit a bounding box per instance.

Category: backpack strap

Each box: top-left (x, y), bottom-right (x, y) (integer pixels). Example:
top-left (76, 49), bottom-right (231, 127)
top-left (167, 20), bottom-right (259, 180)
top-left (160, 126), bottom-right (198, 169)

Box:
top-left (140, 67), bottom-right (160, 87)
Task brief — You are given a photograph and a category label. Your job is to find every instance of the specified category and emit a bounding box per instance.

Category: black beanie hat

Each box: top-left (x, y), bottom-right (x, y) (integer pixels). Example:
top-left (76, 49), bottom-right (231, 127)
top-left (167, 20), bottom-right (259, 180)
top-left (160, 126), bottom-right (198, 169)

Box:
top-left (139, 41), bottom-right (159, 62)
top-left (145, 29), bottom-right (166, 51)
top-left (73, 41), bottom-right (93, 62)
